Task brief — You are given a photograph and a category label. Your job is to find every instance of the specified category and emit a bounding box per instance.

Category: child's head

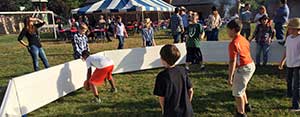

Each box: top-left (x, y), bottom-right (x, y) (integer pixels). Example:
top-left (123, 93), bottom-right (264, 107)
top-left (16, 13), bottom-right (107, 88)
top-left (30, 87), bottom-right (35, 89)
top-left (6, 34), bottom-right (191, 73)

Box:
top-left (287, 18), bottom-right (300, 36)
top-left (81, 50), bottom-right (90, 60)
top-left (226, 19), bottom-right (242, 38)
top-left (79, 23), bottom-right (89, 34)
top-left (160, 44), bottom-right (181, 67)
top-left (259, 15), bottom-right (269, 25)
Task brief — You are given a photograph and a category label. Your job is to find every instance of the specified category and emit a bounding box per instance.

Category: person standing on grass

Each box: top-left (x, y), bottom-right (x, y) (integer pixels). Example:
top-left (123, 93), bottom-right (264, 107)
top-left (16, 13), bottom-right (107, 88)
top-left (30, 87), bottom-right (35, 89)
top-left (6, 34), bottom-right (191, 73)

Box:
top-left (240, 3), bottom-right (252, 40)
top-left (141, 18), bottom-right (156, 47)
top-left (81, 50), bottom-right (117, 104)
top-left (278, 18), bottom-right (300, 111)
top-left (18, 16), bottom-right (50, 71)
top-left (254, 5), bottom-right (268, 25)
top-left (180, 6), bottom-right (189, 42)
top-left (185, 13), bottom-right (205, 71)
top-left (249, 15), bottom-right (275, 66)
top-left (170, 7), bottom-right (184, 43)
top-left (72, 24), bottom-right (89, 59)
top-left (114, 16), bottom-right (128, 49)
top-left (274, 0), bottom-right (289, 41)
top-left (206, 6), bottom-right (222, 41)
top-left (227, 19), bottom-right (256, 117)
top-left (154, 44), bottom-right (193, 117)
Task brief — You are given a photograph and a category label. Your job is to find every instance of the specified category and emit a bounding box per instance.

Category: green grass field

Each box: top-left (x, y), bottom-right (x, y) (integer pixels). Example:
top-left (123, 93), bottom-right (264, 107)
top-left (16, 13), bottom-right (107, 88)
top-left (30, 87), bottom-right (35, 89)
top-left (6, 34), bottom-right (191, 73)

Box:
top-left (0, 29), bottom-right (299, 116)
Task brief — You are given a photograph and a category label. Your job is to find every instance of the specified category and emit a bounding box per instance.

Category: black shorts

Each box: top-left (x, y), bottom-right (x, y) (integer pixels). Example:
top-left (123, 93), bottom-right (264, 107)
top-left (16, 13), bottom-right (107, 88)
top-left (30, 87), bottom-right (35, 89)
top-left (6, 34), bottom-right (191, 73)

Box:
top-left (186, 47), bottom-right (203, 64)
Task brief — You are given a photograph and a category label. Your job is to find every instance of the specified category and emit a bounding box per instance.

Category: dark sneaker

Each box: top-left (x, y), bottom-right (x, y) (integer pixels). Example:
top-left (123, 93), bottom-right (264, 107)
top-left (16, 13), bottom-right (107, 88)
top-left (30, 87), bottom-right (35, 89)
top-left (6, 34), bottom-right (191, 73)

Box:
top-left (200, 64), bottom-right (205, 71)
top-left (245, 103), bottom-right (252, 112)
top-left (111, 88), bottom-right (117, 93)
top-left (235, 112), bottom-right (247, 117)
top-left (278, 41), bottom-right (285, 46)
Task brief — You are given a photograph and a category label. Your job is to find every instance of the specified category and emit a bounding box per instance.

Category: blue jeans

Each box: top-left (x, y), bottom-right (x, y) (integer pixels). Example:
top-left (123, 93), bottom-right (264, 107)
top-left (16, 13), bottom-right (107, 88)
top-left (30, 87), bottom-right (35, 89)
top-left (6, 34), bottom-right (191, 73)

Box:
top-left (117, 35), bottom-right (125, 49)
top-left (255, 43), bottom-right (270, 65)
top-left (292, 67), bottom-right (300, 109)
top-left (275, 23), bottom-right (285, 40)
top-left (173, 33), bottom-right (181, 43)
top-left (28, 45), bottom-right (50, 71)
top-left (207, 28), bottom-right (219, 41)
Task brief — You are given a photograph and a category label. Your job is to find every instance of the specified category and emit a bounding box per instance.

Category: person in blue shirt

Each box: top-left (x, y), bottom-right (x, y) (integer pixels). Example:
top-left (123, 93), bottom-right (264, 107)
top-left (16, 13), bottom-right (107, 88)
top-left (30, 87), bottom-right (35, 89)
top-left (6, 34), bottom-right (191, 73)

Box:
top-left (169, 7), bottom-right (184, 43)
top-left (180, 6), bottom-right (189, 43)
top-left (141, 18), bottom-right (156, 47)
top-left (274, 0), bottom-right (289, 40)
top-left (240, 3), bottom-right (252, 40)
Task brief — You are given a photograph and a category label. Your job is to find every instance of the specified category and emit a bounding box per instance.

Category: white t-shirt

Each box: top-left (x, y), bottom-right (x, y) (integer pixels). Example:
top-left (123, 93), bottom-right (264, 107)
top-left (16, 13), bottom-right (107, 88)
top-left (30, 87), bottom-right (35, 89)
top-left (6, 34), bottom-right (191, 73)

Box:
top-left (254, 13), bottom-right (268, 25)
top-left (116, 23), bottom-right (125, 36)
top-left (86, 55), bottom-right (114, 69)
top-left (285, 35), bottom-right (300, 68)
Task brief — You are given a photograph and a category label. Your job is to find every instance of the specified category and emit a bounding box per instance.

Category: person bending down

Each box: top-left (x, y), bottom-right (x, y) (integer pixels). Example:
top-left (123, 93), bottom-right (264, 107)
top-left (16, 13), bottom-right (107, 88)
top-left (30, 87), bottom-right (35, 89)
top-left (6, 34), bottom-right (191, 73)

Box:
top-left (81, 50), bottom-right (117, 103)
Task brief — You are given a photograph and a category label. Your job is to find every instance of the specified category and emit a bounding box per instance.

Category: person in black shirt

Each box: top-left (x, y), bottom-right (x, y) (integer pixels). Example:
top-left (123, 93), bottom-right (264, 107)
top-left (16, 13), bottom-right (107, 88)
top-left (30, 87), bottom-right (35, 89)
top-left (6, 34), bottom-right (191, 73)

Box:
top-left (18, 16), bottom-right (50, 71)
top-left (153, 44), bottom-right (194, 117)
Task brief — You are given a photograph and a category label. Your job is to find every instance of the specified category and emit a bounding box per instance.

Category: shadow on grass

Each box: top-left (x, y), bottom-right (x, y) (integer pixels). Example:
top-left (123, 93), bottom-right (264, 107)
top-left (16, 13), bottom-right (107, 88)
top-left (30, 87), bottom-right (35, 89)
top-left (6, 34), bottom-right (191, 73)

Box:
top-left (74, 98), bottom-right (161, 116)
top-left (193, 90), bottom-right (235, 114)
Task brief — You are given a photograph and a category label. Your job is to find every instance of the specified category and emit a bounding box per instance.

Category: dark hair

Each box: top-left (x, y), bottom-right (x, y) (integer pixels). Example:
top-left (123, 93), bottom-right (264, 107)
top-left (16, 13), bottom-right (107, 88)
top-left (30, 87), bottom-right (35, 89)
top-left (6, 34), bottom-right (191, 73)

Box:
top-left (81, 50), bottom-right (90, 57)
top-left (227, 18), bottom-right (242, 33)
top-left (259, 15), bottom-right (269, 22)
top-left (212, 6), bottom-right (217, 12)
top-left (280, 0), bottom-right (287, 4)
top-left (174, 7), bottom-right (180, 13)
top-left (116, 16), bottom-right (122, 20)
top-left (245, 3), bottom-right (250, 7)
top-left (23, 16), bottom-right (36, 34)
top-left (160, 44), bottom-right (181, 66)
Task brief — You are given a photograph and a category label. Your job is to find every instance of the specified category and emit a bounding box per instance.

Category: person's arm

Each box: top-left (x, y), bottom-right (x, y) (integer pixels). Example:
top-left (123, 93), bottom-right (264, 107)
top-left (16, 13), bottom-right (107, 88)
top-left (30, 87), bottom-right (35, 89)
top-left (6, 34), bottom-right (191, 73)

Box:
top-left (141, 29), bottom-right (146, 47)
top-left (152, 28), bottom-right (156, 46)
top-left (188, 88), bottom-right (194, 102)
top-left (179, 16), bottom-right (184, 33)
top-left (73, 35), bottom-right (80, 53)
top-left (33, 18), bottom-right (45, 28)
top-left (18, 29), bottom-right (29, 47)
top-left (87, 67), bottom-right (92, 81)
top-left (159, 96), bottom-right (164, 114)
top-left (279, 51), bottom-right (286, 70)
top-left (114, 24), bottom-right (117, 39)
top-left (249, 26), bottom-right (258, 42)
top-left (228, 52), bottom-right (237, 86)
top-left (199, 24), bottom-right (205, 40)
top-left (123, 24), bottom-right (128, 38)
top-left (218, 15), bottom-right (222, 28)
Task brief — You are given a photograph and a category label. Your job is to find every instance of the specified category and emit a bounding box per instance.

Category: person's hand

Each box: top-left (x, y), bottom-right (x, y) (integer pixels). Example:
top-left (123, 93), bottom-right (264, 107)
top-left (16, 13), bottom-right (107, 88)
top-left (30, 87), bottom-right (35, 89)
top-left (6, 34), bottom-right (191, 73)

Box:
top-left (227, 78), bottom-right (233, 86)
top-left (114, 34), bottom-right (117, 39)
top-left (26, 45), bottom-right (30, 51)
top-left (125, 33), bottom-right (128, 38)
top-left (268, 39), bottom-right (272, 45)
top-left (278, 64), bottom-right (284, 70)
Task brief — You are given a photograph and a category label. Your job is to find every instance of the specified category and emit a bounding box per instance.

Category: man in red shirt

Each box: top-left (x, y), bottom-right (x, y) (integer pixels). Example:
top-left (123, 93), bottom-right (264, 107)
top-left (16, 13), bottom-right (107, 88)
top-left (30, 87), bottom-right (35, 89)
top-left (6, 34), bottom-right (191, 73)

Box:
top-left (227, 19), bottom-right (256, 117)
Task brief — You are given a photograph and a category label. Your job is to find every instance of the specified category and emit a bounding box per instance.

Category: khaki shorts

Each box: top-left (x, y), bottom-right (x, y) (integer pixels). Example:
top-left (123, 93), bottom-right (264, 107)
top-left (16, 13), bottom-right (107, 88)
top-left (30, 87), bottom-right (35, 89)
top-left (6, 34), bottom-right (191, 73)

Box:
top-left (232, 62), bottom-right (256, 97)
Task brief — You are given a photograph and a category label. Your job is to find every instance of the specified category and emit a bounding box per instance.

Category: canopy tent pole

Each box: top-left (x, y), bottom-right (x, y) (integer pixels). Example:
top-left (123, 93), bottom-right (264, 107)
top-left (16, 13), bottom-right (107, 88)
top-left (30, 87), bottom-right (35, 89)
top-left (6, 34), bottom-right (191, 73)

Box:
top-left (51, 12), bottom-right (57, 39)
top-left (142, 11), bottom-right (144, 22)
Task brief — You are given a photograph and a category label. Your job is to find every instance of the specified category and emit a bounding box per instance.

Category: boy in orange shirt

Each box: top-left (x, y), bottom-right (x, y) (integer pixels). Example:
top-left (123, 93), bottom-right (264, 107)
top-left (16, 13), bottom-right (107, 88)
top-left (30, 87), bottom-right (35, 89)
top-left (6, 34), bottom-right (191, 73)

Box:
top-left (227, 19), bottom-right (256, 117)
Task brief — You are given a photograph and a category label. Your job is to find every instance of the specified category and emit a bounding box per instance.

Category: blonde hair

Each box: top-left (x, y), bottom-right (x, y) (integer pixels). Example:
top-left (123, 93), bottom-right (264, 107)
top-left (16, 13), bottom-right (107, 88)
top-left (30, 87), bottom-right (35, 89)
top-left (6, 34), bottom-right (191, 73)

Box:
top-left (259, 5), bottom-right (267, 14)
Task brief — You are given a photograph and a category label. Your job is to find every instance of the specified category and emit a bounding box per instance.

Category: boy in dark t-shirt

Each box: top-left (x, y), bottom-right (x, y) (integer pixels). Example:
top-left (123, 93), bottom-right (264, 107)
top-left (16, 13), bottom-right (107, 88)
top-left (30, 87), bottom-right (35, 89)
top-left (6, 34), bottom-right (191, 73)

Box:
top-left (153, 44), bottom-right (194, 117)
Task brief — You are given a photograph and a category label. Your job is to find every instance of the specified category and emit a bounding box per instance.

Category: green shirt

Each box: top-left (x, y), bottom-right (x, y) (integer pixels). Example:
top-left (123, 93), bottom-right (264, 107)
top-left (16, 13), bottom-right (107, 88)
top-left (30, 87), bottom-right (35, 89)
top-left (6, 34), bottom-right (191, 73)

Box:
top-left (186, 23), bottom-right (203, 48)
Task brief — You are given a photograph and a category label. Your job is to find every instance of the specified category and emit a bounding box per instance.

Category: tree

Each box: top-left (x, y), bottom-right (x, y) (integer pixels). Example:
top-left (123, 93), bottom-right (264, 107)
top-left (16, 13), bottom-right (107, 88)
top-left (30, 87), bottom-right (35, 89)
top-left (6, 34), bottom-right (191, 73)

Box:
top-left (0, 0), bottom-right (17, 11)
